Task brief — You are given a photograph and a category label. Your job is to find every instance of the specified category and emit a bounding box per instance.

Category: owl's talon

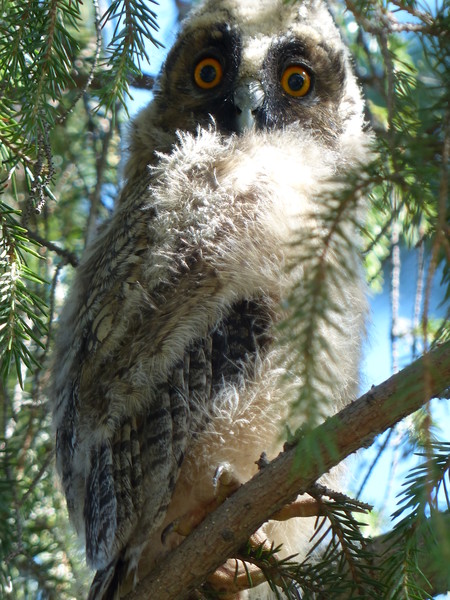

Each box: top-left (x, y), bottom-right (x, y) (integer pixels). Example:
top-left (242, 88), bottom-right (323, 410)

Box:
top-left (212, 465), bottom-right (241, 504)
top-left (161, 521), bottom-right (175, 545)
top-left (212, 462), bottom-right (231, 487)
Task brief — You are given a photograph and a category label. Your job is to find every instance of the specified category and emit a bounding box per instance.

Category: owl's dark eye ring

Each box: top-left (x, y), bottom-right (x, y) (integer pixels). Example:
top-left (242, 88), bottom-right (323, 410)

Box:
top-left (194, 57), bottom-right (223, 89)
top-left (281, 65), bottom-right (312, 97)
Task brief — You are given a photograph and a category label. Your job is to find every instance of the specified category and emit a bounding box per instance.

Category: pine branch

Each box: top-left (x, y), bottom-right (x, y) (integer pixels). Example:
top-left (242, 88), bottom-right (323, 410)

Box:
top-left (366, 511), bottom-right (450, 598)
top-left (125, 341), bottom-right (450, 599)
top-left (0, 205), bottom-right (48, 384)
top-left (97, 0), bottom-right (162, 110)
top-left (345, 0), bottom-right (438, 34)
top-left (296, 509), bottom-right (450, 600)
top-left (70, 70), bottom-right (156, 92)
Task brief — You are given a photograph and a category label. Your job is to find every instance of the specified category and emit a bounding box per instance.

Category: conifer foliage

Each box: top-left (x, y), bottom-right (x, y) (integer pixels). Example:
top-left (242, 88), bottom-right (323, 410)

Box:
top-left (0, 1), bottom-right (448, 598)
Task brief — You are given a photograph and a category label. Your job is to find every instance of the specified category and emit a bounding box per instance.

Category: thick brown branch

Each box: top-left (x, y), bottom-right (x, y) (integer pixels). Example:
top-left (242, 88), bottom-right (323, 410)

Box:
top-left (126, 342), bottom-right (450, 599)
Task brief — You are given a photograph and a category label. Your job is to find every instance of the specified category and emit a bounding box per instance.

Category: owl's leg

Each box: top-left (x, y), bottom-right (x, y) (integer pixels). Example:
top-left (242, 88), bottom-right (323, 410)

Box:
top-left (162, 463), bottom-right (241, 541)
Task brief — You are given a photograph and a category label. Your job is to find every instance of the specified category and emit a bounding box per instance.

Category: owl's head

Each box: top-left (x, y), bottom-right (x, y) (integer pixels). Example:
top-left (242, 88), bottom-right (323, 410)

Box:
top-left (125, 0), bottom-right (365, 182)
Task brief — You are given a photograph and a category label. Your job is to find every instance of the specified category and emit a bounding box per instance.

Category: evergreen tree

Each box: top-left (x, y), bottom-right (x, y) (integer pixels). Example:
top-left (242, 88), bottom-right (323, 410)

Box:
top-left (0, 0), bottom-right (448, 597)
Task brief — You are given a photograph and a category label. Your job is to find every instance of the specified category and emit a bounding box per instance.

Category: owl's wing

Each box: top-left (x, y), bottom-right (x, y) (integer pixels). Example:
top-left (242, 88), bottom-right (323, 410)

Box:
top-left (81, 361), bottom-right (191, 569)
top-left (54, 175), bottom-right (195, 569)
top-left (80, 295), bottom-right (272, 600)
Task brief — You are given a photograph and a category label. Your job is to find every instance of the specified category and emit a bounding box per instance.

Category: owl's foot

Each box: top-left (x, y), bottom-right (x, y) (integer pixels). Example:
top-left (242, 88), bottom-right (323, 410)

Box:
top-left (206, 556), bottom-right (267, 597)
top-left (203, 496), bottom-right (322, 597)
top-left (162, 465), bottom-right (241, 542)
top-left (212, 463), bottom-right (242, 503)
top-left (206, 532), bottom-right (287, 597)
top-left (161, 507), bottom-right (208, 541)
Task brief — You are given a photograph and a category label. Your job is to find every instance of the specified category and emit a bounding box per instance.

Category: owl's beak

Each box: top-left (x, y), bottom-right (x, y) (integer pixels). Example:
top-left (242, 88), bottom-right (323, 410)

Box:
top-left (233, 79), bottom-right (265, 133)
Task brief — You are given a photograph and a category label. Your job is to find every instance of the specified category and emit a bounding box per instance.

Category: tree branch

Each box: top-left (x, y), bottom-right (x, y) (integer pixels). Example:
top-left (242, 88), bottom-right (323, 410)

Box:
top-left (26, 229), bottom-right (79, 267)
top-left (70, 71), bottom-right (156, 94)
top-left (125, 341), bottom-right (450, 599)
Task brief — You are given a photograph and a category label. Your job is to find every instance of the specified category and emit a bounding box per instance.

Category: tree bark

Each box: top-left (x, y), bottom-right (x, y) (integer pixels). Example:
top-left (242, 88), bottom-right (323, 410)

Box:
top-left (125, 341), bottom-right (450, 600)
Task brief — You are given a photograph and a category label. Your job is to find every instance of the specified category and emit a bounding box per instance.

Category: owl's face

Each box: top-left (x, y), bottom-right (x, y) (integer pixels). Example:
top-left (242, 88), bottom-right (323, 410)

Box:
top-left (125, 0), bottom-right (362, 182)
top-left (156, 0), bottom-right (353, 142)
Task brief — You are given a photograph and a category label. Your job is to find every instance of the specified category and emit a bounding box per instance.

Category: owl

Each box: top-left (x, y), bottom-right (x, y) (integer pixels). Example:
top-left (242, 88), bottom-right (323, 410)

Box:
top-left (51, 0), bottom-right (370, 598)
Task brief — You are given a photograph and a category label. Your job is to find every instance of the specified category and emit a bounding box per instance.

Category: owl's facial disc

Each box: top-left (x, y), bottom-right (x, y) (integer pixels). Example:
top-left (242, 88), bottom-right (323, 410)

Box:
top-left (162, 20), bottom-right (346, 140)
top-left (233, 79), bottom-right (265, 133)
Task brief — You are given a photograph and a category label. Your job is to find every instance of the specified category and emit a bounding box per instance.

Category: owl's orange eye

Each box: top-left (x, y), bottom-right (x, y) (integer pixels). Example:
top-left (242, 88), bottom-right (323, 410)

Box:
top-left (281, 65), bottom-right (312, 97)
top-left (194, 57), bottom-right (223, 89)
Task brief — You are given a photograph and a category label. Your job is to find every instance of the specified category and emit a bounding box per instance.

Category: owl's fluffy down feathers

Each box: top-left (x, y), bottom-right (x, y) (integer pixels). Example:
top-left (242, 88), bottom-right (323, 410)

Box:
top-left (53, 125), bottom-right (368, 597)
top-left (51, 0), bottom-right (370, 597)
